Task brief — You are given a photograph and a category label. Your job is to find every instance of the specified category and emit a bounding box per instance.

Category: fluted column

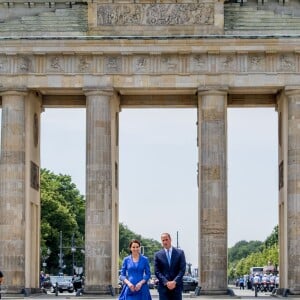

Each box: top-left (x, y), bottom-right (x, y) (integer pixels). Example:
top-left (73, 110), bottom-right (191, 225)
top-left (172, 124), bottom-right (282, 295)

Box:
top-left (282, 88), bottom-right (300, 294)
top-left (0, 90), bottom-right (27, 292)
top-left (197, 87), bottom-right (228, 295)
top-left (85, 89), bottom-right (114, 294)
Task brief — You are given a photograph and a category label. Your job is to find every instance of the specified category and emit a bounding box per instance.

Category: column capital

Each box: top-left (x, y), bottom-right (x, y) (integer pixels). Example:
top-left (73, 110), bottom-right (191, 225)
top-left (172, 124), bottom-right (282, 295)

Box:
top-left (284, 86), bottom-right (300, 96)
top-left (0, 87), bottom-right (28, 97)
top-left (83, 87), bottom-right (114, 97)
top-left (197, 85), bottom-right (228, 96)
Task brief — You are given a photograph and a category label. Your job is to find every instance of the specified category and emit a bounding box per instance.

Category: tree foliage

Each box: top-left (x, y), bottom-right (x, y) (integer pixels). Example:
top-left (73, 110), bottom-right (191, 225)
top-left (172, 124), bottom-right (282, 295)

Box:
top-left (40, 169), bottom-right (85, 275)
top-left (228, 226), bottom-right (279, 279)
top-left (264, 225), bottom-right (278, 248)
top-left (228, 240), bottom-right (263, 263)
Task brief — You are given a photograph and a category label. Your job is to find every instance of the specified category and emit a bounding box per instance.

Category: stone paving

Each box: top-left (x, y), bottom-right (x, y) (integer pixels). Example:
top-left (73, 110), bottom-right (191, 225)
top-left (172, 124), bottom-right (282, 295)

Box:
top-left (1, 286), bottom-right (285, 300)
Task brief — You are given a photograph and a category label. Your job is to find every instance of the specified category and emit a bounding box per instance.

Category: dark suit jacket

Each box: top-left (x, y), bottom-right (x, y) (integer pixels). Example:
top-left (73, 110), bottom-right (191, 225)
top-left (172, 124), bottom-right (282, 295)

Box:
top-left (154, 247), bottom-right (186, 291)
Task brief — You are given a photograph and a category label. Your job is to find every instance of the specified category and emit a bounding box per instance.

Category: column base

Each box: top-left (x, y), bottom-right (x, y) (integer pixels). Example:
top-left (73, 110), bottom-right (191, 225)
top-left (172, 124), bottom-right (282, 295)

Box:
top-left (6, 287), bottom-right (41, 296)
top-left (84, 284), bottom-right (116, 295)
top-left (277, 287), bottom-right (300, 296)
top-left (199, 288), bottom-right (232, 295)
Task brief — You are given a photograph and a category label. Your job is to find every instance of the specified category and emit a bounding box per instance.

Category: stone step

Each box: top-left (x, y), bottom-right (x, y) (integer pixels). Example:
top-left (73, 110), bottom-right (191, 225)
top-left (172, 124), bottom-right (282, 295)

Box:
top-left (226, 29), bottom-right (300, 34)
top-left (39, 9), bottom-right (87, 17)
top-left (19, 16), bottom-right (86, 23)
top-left (0, 4), bottom-right (87, 33)
top-left (225, 17), bottom-right (300, 24)
top-left (225, 16), bottom-right (300, 23)
top-left (224, 3), bottom-right (300, 31)
top-left (226, 24), bottom-right (300, 29)
top-left (226, 6), bottom-right (274, 13)
top-left (0, 25), bottom-right (85, 31)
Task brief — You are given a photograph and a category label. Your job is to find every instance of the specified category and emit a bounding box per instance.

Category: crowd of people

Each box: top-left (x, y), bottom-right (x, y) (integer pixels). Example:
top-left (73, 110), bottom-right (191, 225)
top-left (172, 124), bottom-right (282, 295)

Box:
top-left (236, 272), bottom-right (279, 293)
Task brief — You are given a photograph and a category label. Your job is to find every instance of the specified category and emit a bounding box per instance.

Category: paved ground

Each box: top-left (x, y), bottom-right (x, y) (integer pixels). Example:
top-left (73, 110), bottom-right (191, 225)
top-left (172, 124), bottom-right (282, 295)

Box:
top-left (0, 285), bottom-right (289, 300)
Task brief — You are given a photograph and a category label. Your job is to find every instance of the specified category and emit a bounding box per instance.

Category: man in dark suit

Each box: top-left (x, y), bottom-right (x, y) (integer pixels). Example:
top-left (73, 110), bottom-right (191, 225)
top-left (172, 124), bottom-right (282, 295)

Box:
top-left (154, 233), bottom-right (186, 300)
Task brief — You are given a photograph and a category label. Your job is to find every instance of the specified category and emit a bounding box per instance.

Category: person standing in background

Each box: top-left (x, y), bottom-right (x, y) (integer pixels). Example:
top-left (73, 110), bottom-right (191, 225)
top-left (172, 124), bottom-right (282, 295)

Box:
top-left (154, 233), bottom-right (186, 300)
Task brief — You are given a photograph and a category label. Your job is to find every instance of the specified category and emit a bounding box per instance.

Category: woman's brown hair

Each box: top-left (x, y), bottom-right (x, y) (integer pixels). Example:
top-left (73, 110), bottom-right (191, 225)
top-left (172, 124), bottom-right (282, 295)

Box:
top-left (129, 239), bottom-right (141, 253)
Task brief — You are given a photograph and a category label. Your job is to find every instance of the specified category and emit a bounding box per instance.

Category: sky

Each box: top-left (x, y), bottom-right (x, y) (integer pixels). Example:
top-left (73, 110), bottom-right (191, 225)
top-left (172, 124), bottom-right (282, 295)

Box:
top-left (0, 106), bottom-right (278, 267)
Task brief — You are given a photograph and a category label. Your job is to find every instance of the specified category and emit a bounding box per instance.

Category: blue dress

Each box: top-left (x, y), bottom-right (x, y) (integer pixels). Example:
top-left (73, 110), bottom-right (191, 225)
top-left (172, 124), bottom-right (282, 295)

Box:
top-left (119, 255), bottom-right (152, 300)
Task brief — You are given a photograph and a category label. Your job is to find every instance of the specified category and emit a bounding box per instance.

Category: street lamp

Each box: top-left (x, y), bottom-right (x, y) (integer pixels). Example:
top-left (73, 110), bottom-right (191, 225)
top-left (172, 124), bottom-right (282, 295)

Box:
top-left (80, 249), bottom-right (85, 275)
top-left (71, 233), bottom-right (77, 275)
top-left (41, 247), bottom-right (51, 273)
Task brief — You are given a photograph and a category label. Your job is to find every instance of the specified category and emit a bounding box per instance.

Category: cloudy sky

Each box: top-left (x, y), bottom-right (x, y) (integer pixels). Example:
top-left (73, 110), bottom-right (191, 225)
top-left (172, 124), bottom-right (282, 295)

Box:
top-left (0, 106), bottom-right (278, 267)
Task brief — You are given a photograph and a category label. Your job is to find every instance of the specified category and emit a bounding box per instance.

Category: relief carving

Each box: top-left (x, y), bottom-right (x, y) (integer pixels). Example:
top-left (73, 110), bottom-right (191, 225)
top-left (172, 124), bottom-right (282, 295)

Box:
top-left (134, 56), bottom-right (149, 73)
top-left (98, 5), bottom-right (142, 25)
top-left (0, 52), bottom-right (299, 76)
top-left (191, 54), bottom-right (207, 72)
top-left (18, 56), bottom-right (32, 73)
top-left (161, 56), bottom-right (178, 72)
top-left (0, 56), bottom-right (8, 72)
top-left (279, 54), bottom-right (296, 72)
top-left (104, 56), bottom-right (122, 73)
top-left (219, 55), bottom-right (235, 71)
top-left (48, 56), bottom-right (64, 72)
top-left (97, 4), bottom-right (214, 26)
top-left (248, 54), bottom-right (265, 72)
top-left (146, 4), bottom-right (214, 25)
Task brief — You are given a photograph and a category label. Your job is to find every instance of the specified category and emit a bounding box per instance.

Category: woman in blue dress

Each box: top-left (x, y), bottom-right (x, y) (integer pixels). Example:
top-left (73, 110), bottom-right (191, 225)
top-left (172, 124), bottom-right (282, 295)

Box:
top-left (119, 239), bottom-right (152, 300)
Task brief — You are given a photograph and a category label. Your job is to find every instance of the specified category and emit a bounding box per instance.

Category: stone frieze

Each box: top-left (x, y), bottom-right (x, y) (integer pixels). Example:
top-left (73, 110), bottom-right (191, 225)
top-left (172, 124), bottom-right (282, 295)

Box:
top-left (97, 3), bottom-right (214, 26)
top-left (0, 52), bottom-right (299, 75)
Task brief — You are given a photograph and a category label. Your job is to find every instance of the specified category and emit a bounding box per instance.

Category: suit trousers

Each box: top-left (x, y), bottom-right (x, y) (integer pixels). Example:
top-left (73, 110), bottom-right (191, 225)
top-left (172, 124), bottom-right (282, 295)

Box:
top-left (158, 286), bottom-right (182, 300)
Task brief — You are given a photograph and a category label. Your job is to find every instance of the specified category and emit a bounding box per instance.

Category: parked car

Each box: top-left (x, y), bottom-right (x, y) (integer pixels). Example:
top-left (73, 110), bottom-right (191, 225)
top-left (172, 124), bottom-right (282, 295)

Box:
top-left (182, 276), bottom-right (198, 293)
top-left (50, 276), bottom-right (74, 293)
top-left (148, 276), bottom-right (158, 289)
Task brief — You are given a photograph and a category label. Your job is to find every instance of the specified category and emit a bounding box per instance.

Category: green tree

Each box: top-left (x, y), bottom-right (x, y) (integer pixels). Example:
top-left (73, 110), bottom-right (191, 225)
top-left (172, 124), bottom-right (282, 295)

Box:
top-left (228, 240), bottom-right (263, 263)
top-left (228, 225), bottom-right (279, 280)
top-left (40, 169), bottom-right (85, 274)
top-left (264, 225), bottom-right (278, 248)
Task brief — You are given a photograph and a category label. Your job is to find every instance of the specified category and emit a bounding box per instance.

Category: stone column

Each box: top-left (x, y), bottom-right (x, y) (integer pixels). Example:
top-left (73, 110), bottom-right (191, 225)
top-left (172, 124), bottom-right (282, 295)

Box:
top-left (0, 90), bottom-right (27, 292)
top-left (85, 89), bottom-right (114, 294)
top-left (282, 88), bottom-right (300, 294)
top-left (197, 87), bottom-right (228, 295)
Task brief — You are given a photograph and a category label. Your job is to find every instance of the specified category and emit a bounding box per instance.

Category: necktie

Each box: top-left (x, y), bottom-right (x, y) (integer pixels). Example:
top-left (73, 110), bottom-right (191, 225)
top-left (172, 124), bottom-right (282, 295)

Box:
top-left (167, 250), bottom-right (171, 265)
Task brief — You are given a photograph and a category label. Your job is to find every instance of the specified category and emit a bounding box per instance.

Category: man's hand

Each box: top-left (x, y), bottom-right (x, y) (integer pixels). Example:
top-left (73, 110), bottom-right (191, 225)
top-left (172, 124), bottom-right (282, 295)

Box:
top-left (166, 280), bottom-right (176, 290)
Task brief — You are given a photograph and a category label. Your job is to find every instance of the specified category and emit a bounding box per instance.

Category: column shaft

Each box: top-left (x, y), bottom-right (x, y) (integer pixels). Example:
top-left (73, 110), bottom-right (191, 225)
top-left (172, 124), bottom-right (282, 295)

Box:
top-left (85, 89), bottom-right (113, 294)
top-left (284, 89), bottom-right (300, 293)
top-left (197, 88), bottom-right (228, 294)
top-left (0, 91), bottom-right (26, 292)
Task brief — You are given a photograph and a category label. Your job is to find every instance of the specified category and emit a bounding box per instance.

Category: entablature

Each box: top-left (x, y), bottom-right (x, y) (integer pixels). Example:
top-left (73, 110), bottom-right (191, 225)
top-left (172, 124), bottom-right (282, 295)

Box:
top-left (0, 38), bottom-right (300, 75)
